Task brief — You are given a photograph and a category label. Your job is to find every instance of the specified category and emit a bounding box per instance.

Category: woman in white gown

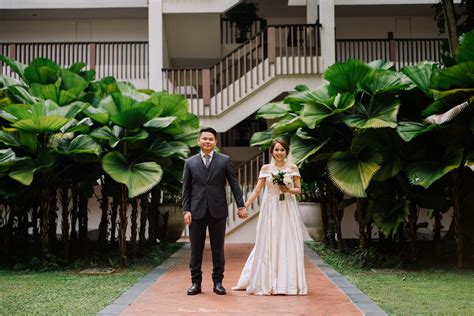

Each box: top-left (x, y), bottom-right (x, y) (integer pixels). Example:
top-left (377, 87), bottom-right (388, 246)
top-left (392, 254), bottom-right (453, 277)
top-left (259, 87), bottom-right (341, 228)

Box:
top-left (232, 139), bottom-right (307, 295)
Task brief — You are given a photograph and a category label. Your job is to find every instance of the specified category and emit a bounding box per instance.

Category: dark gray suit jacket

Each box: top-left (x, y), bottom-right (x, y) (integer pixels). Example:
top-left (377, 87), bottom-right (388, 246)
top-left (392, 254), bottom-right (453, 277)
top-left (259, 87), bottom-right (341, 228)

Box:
top-left (182, 152), bottom-right (244, 220)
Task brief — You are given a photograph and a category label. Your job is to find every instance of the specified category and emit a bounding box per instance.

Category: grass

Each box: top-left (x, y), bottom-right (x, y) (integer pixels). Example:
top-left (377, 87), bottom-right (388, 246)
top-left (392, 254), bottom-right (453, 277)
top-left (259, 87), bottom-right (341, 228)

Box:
top-left (307, 242), bottom-right (474, 316)
top-left (0, 243), bottom-right (182, 315)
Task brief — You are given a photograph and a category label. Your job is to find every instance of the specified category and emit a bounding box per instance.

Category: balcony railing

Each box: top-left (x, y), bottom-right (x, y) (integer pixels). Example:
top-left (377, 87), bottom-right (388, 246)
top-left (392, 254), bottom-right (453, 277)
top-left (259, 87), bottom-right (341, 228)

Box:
top-left (0, 41), bottom-right (148, 81)
top-left (336, 34), bottom-right (447, 70)
top-left (162, 24), bottom-right (321, 117)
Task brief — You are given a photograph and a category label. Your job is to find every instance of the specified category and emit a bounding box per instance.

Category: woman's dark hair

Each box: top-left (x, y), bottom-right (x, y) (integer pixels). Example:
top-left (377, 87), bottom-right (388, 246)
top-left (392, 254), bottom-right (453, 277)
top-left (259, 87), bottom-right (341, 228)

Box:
top-left (199, 127), bottom-right (217, 138)
top-left (270, 138), bottom-right (289, 154)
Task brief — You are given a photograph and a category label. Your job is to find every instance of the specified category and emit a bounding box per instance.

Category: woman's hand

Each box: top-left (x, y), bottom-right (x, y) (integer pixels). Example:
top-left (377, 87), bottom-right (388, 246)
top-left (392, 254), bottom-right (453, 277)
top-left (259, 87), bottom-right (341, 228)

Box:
top-left (279, 184), bottom-right (290, 193)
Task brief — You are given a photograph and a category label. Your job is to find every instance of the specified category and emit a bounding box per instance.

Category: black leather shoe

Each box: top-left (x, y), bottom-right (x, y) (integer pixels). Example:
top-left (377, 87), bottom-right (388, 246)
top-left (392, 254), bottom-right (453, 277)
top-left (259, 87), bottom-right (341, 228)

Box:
top-left (213, 282), bottom-right (226, 295)
top-left (187, 283), bottom-right (202, 295)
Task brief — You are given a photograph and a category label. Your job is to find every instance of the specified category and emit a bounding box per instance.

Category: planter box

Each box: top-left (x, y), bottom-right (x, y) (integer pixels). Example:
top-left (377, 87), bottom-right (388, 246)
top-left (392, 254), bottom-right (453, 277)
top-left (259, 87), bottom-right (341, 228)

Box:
top-left (298, 202), bottom-right (323, 241)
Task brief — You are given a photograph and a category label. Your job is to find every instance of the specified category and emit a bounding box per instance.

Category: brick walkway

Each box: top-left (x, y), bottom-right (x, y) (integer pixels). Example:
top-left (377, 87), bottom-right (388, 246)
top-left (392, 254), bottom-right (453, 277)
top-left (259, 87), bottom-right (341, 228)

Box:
top-left (120, 244), bottom-right (365, 315)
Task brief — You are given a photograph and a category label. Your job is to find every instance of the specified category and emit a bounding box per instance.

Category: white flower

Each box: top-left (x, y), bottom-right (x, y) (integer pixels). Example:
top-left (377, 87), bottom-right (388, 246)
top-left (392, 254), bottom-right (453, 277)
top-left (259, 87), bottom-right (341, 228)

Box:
top-left (283, 173), bottom-right (292, 186)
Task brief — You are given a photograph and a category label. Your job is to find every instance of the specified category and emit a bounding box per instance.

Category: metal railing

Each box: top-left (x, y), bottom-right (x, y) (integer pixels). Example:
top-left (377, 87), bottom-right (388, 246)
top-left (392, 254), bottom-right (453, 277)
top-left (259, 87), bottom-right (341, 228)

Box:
top-left (162, 24), bottom-right (321, 117)
top-left (0, 41), bottom-right (148, 80)
top-left (336, 34), bottom-right (447, 70)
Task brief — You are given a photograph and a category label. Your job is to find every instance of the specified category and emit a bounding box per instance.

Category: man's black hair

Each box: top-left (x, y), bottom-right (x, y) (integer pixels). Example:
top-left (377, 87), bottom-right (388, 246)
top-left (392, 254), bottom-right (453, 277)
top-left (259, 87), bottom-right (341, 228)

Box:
top-left (199, 127), bottom-right (217, 138)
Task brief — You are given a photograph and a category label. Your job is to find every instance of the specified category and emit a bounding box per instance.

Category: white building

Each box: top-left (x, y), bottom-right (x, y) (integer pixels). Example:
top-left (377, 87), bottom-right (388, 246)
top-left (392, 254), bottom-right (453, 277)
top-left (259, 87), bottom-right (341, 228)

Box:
top-left (0, 0), bottom-right (454, 241)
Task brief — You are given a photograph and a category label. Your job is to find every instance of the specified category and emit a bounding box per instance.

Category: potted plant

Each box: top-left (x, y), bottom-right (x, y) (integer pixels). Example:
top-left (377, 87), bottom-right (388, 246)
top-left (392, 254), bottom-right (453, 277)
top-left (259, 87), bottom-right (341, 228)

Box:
top-left (298, 180), bottom-right (323, 241)
top-left (226, 1), bottom-right (260, 43)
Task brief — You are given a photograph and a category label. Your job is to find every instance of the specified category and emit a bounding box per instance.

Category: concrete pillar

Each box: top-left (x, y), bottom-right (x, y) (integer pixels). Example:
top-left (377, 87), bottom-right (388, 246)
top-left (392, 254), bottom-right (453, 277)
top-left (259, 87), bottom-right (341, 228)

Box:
top-left (306, 0), bottom-right (318, 24)
top-left (148, 0), bottom-right (163, 91)
top-left (319, 0), bottom-right (335, 70)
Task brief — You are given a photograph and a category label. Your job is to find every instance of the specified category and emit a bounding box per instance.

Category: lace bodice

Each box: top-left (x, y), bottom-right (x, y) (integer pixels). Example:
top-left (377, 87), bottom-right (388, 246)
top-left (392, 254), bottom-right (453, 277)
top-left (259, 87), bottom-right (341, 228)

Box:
top-left (258, 165), bottom-right (301, 198)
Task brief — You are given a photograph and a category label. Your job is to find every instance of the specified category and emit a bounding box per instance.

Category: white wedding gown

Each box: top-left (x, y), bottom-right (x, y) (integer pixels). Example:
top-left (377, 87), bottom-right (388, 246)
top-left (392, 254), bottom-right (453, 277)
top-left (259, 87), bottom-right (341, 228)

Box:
top-left (232, 165), bottom-right (308, 295)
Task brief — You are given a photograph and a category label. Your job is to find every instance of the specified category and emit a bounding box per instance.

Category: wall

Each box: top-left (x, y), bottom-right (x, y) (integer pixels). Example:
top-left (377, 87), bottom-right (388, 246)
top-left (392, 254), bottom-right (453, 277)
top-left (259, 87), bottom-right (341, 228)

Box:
top-left (336, 16), bottom-right (441, 39)
top-left (164, 13), bottom-right (222, 68)
top-left (0, 19), bottom-right (148, 42)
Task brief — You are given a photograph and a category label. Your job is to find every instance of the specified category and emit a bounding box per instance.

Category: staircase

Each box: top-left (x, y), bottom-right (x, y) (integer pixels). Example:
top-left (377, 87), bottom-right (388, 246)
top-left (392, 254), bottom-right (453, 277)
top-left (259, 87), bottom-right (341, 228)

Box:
top-left (182, 151), bottom-right (269, 240)
top-left (162, 24), bottom-right (323, 132)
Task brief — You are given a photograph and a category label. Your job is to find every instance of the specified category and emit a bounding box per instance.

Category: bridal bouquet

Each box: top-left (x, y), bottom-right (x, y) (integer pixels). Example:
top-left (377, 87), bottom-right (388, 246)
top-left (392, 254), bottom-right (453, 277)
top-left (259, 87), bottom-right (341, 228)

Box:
top-left (271, 170), bottom-right (292, 200)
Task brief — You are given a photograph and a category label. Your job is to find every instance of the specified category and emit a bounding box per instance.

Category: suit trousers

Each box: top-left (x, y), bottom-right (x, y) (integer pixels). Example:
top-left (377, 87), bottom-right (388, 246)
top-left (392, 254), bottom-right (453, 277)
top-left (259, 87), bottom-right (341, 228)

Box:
top-left (189, 208), bottom-right (226, 284)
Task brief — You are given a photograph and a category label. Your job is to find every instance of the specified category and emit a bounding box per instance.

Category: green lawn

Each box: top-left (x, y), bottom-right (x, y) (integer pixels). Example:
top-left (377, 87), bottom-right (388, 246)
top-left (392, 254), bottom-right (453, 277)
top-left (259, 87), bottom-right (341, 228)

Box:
top-left (308, 242), bottom-right (474, 316)
top-left (0, 243), bottom-right (182, 315)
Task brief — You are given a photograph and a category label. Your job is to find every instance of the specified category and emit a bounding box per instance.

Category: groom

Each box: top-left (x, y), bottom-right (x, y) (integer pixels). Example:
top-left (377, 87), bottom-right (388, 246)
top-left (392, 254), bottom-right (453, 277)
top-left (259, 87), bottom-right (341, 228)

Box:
top-left (182, 127), bottom-right (248, 295)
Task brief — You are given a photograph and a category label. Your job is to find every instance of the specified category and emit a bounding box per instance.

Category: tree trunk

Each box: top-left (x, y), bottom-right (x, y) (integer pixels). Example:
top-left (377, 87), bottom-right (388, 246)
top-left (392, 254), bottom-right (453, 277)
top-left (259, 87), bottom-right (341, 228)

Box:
top-left (59, 185), bottom-right (70, 259)
top-left (70, 190), bottom-right (78, 241)
top-left (434, 210), bottom-right (443, 241)
top-left (110, 197), bottom-right (119, 243)
top-left (366, 221), bottom-right (373, 247)
top-left (148, 187), bottom-right (161, 245)
top-left (98, 189), bottom-right (109, 249)
top-left (130, 198), bottom-right (138, 260)
top-left (139, 195), bottom-right (149, 247)
top-left (328, 182), bottom-right (344, 251)
top-left (442, 0), bottom-right (459, 55)
top-left (78, 192), bottom-right (89, 255)
top-left (118, 185), bottom-right (129, 268)
top-left (356, 198), bottom-right (367, 252)
top-left (317, 182), bottom-right (330, 246)
top-left (452, 171), bottom-right (464, 268)
top-left (408, 201), bottom-right (418, 263)
top-left (39, 178), bottom-right (53, 256)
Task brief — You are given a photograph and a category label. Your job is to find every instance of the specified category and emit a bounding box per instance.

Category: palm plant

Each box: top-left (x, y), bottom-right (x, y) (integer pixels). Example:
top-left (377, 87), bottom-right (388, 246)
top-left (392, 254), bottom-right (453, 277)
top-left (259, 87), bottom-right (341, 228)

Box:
top-left (397, 30), bottom-right (474, 267)
top-left (0, 56), bottom-right (100, 255)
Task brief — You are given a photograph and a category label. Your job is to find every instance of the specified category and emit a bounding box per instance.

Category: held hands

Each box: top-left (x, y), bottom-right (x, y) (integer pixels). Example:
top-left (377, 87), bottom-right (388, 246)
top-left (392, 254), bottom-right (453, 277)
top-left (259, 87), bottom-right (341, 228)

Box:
top-left (237, 207), bottom-right (248, 219)
top-left (183, 211), bottom-right (192, 225)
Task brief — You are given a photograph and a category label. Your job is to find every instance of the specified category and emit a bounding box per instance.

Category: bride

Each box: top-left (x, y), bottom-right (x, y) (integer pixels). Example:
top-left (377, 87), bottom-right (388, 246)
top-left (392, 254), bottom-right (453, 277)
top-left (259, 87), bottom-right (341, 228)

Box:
top-left (232, 139), bottom-right (307, 295)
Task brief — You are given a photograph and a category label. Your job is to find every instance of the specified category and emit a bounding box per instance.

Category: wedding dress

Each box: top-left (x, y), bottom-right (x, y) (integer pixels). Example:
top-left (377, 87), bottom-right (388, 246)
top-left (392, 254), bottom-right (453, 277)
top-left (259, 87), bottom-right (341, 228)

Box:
top-left (232, 164), bottom-right (307, 295)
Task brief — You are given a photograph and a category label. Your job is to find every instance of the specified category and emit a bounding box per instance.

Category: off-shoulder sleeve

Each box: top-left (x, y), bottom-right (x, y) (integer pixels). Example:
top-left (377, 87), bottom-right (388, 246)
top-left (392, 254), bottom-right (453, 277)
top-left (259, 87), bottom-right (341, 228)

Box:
top-left (259, 171), bottom-right (270, 179)
top-left (289, 168), bottom-right (301, 177)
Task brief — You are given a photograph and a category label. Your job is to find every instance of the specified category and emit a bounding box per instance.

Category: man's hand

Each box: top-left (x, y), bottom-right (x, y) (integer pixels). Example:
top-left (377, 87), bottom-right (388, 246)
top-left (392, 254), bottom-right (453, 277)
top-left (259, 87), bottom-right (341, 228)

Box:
top-left (183, 211), bottom-right (192, 225)
top-left (237, 207), bottom-right (248, 219)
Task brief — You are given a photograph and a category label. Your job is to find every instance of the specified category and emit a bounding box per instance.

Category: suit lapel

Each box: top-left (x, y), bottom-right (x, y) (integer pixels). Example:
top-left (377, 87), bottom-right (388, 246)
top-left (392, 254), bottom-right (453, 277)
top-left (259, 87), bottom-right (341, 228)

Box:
top-left (194, 154), bottom-right (207, 179)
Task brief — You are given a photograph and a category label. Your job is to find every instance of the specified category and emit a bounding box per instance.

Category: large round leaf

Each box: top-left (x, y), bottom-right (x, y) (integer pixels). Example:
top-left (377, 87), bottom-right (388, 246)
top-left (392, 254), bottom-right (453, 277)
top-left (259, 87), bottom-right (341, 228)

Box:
top-left (250, 130), bottom-right (274, 149)
top-left (143, 116), bottom-right (177, 129)
top-left (301, 92), bottom-right (355, 128)
top-left (456, 30), bottom-right (474, 63)
top-left (58, 135), bottom-right (102, 156)
top-left (401, 61), bottom-right (438, 98)
top-left (0, 55), bottom-right (27, 82)
top-left (24, 58), bottom-right (59, 85)
top-left (255, 102), bottom-right (289, 119)
top-left (102, 151), bottom-right (163, 198)
top-left (343, 98), bottom-right (399, 129)
top-left (358, 68), bottom-right (411, 95)
top-left (149, 141), bottom-right (190, 159)
top-left (327, 148), bottom-right (382, 198)
top-left (288, 127), bottom-right (331, 165)
top-left (0, 130), bottom-right (38, 153)
top-left (397, 121), bottom-right (439, 142)
top-left (407, 145), bottom-right (463, 189)
top-left (147, 92), bottom-right (189, 120)
top-left (431, 61), bottom-right (474, 90)
top-left (324, 59), bottom-right (372, 94)
top-left (371, 196), bottom-right (409, 238)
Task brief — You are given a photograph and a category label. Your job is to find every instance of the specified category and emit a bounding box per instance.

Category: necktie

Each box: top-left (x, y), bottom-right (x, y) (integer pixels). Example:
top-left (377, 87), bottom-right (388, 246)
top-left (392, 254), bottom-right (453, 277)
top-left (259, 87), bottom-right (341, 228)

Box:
top-left (204, 154), bottom-right (211, 168)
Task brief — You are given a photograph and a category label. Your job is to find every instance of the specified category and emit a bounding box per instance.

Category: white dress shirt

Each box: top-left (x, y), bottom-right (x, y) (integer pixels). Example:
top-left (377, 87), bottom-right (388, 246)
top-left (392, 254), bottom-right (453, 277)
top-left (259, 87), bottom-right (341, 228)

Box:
top-left (200, 151), bottom-right (214, 166)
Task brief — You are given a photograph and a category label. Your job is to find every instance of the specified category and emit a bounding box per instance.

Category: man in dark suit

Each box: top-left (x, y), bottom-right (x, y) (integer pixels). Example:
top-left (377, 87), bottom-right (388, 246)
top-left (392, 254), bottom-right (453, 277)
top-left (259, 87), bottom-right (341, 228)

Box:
top-left (182, 127), bottom-right (248, 295)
